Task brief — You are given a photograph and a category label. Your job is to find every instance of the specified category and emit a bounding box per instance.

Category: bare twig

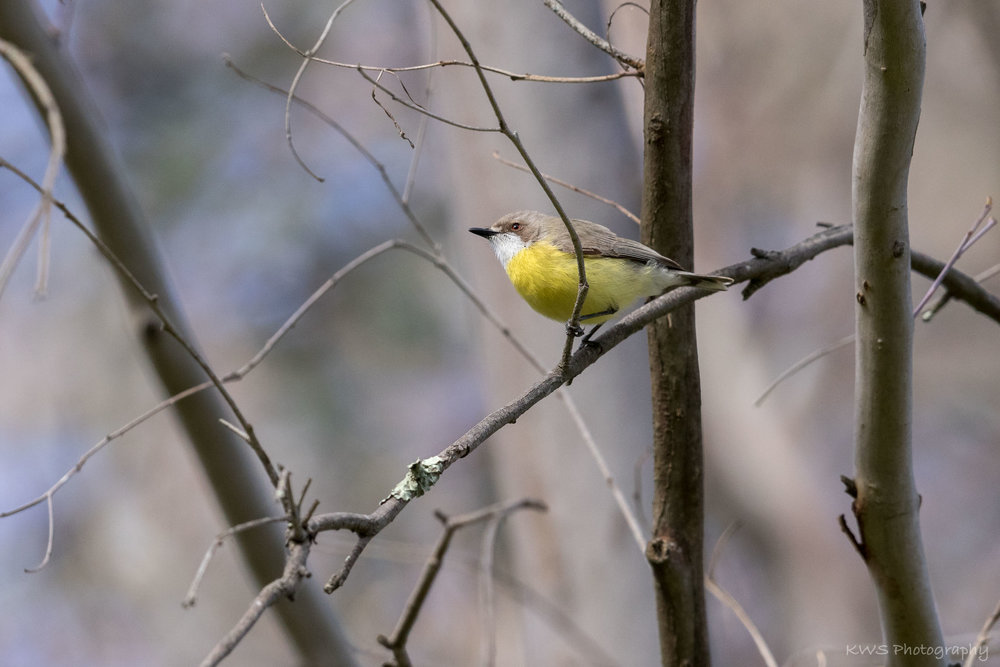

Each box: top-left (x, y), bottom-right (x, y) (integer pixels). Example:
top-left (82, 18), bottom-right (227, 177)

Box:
top-left (705, 522), bottom-right (778, 667)
top-left (377, 499), bottom-right (546, 666)
top-left (261, 0), bottom-right (361, 181)
top-left (754, 333), bottom-right (855, 407)
top-left (223, 54), bottom-right (439, 250)
top-left (0, 38), bottom-right (64, 300)
top-left (1, 378), bottom-right (212, 570)
top-left (310, 55), bottom-right (640, 83)
top-left (370, 70), bottom-right (416, 148)
top-left (23, 496), bottom-right (54, 573)
top-left (200, 540), bottom-right (313, 667)
top-left (913, 198), bottom-right (995, 317)
top-left (921, 261), bottom-right (1000, 321)
top-left (183, 517), bottom-right (288, 608)
top-left (559, 393), bottom-right (647, 551)
top-left (963, 597), bottom-right (1000, 667)
top-left (354, 65), bottom-right (501, 133)
top-left (491, 151), bottom-right (641, 224)
top-left (542, 0), bottom-right (645, 71)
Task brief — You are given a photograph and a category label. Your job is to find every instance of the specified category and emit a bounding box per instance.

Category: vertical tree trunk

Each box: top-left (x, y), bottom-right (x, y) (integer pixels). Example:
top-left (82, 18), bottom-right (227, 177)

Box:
top-left (640, 0), bottom-right (710, 664)
top-left (850, 1), bottom-right (943, 664)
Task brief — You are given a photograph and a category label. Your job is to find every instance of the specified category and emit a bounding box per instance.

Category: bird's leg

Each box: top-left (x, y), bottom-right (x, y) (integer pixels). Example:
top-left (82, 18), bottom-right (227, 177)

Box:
top-left (576, 307), bottom-right (616, 347)
top-left (580, 323), bottom-right (603, 345)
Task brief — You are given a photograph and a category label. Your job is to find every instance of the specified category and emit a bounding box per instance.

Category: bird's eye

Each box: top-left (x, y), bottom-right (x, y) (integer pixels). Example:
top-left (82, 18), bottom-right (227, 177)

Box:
top-left (510, 222), bottom-right (521, 231)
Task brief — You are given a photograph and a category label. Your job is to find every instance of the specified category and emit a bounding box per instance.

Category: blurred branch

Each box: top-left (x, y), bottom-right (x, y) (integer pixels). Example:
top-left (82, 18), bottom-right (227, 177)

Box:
top-left (849, 0), bottom-right (943, 663)
top-left (491, 151), bottom-right (641, 224)
top-left (705, 523), bottom-right (778, 667)
top-left (912, 198), bottom-right (995, 317)
top-left (261, 0), bottom-right (360, 181)
top-left (0, 37), bottom-right (63, 299)
top-left (224, 54), bottom-right (441, 250)
top-left (183, 517), bottom-right (288, 609)
top-left (0, 2), bottom-right (356, 662)
top-left (964, 597), bottom-right (1000, 667)
top-left (921, 261), bottom-right (1000, 322)
top-left (200, 540), bottom-right (314, 667)
top-left (377, 499), bottom-right (547, 667)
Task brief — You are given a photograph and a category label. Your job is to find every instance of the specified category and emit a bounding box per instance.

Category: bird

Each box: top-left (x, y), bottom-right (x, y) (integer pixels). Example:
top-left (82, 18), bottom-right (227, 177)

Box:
top-left (469, 210), bottom-right (732, 337)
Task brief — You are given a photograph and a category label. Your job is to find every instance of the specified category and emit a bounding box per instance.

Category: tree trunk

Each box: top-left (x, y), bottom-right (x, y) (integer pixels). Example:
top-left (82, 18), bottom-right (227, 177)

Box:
top-left (850, 1), bottom-right (943, 664)
top-left (640, 0), bottom-right (710, 664)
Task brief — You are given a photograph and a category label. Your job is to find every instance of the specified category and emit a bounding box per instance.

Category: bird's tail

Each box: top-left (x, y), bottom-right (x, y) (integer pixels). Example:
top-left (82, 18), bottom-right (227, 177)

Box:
top-left (677, 272), bottom-right (734, 292)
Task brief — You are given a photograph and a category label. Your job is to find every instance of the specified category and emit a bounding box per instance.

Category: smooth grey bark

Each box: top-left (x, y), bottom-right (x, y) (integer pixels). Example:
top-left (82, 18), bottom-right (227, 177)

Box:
top-left (849, 1), bottom-right (944, 664)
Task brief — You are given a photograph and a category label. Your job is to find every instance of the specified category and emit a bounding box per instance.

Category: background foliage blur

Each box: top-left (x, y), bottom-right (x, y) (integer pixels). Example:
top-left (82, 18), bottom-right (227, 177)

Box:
top-left (1, 0), bottom-right (998, 664)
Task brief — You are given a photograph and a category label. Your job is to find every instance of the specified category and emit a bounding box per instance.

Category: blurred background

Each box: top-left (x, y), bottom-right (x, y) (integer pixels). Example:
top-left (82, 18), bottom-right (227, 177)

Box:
top-left (1, 0), bottom-right (998, 664)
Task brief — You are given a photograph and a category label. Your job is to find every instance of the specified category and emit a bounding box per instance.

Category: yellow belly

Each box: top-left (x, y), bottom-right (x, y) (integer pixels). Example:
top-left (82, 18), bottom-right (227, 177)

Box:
top-left (505, 243), bottom-right (664, 324)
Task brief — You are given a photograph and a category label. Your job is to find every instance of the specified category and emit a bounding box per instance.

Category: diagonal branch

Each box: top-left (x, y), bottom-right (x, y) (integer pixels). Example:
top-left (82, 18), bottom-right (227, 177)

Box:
top-left (542, 0), bottom-right (645, 71)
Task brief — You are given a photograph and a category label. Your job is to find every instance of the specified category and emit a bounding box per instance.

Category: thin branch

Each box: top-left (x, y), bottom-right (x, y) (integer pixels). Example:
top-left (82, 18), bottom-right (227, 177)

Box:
top-left (705, 522), bottom-right (778, 667)
top-left (354, 65), bottom-right (501, 133)
top-left (491, 151), bottom-right (641, 224)
top-left (558, 393), bottom-right (647, 552)
top-left (0, 376), bottom-right (212, 572)
top-left (23, 496), bottom-right (54, 573)
top-left (183, 517), bottom-right (288, 609)
top-left (401, 7), bottom-right (436, 206)
top-left (542, 0), bottom-right (645, 71)
top-left (754, 334), bottom-right (855, 407)
top-left (377, 499), bottom-right (546, 666)
top-left (921, 261), bottom-right (1000, 321)
top-left (262, 0), bottom-right (361, 181)
top-left (223, 54), bottom-right (439, 250)
top-left (963, 597), bottom-right (1000, 667)
top-left (310, 54), bottom-right (641, 83)
top-left (200, 540), bottom-right (313, 667)
top-left (0, 38), bottom-right (64, 300)
top-left (370, 70), bottom-right (416, 148)
top-left (912, 198), bottom-right (994, 316)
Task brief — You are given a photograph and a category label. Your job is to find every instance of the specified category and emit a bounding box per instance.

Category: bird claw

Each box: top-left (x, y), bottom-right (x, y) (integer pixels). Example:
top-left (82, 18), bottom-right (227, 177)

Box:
top-left (566, 322), bottom-right (585, 338)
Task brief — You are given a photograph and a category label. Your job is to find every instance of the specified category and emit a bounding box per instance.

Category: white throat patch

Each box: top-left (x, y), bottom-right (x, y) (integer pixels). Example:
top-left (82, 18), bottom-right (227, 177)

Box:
top-left (488, 233), bottom-right (529, 268)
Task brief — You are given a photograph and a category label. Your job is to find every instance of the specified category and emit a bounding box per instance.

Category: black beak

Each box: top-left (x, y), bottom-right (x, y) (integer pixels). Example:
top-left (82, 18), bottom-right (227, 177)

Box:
top-left (468, 227), bottom-right (499, 239)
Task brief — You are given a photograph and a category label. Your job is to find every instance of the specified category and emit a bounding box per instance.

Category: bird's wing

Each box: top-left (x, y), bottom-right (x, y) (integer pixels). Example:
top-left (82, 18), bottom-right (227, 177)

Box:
top-left (552, 218), bottom-right (685, 270)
